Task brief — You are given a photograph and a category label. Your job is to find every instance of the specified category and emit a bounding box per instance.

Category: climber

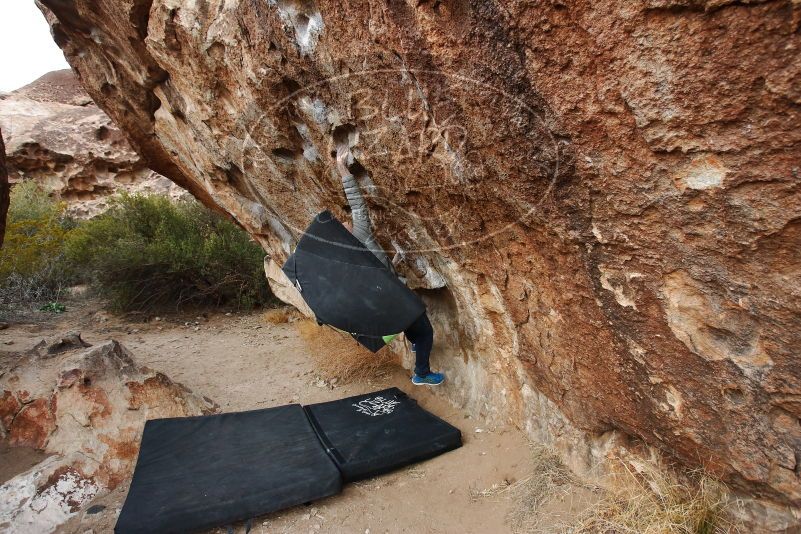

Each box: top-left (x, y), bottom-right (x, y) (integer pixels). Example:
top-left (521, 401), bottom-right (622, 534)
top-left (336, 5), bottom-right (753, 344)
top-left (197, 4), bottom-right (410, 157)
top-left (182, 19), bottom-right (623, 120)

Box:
top-left (335, 146), bottom-right (445, 386)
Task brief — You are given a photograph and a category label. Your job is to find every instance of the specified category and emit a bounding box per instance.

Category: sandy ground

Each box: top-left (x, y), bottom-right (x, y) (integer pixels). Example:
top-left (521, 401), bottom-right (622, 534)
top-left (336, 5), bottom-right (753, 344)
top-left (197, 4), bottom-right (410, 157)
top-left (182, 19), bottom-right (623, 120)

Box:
top-left (0, 441), bottom-right (49, 485)
top-left (0, 301), bottom-right (583, 534)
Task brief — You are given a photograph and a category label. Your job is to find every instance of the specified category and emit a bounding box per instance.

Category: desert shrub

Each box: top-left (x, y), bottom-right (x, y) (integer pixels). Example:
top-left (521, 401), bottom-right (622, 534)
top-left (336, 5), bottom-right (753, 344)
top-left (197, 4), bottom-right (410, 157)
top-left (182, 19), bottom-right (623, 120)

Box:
top-left (0, 182), bottom-right (75, 306)
top-left (295, 319), bottom-right (400, 383)
top-left (65, 194), bottom-right (271, 312)
top-left (7, 179), bottom-right (61, 222)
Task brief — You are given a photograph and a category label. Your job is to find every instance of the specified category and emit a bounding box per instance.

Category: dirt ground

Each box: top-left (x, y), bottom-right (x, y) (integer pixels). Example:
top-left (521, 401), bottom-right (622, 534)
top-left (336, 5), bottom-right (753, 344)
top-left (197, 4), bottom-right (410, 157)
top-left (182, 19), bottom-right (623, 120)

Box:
top-left (0, 301), bottom-right (588, 534)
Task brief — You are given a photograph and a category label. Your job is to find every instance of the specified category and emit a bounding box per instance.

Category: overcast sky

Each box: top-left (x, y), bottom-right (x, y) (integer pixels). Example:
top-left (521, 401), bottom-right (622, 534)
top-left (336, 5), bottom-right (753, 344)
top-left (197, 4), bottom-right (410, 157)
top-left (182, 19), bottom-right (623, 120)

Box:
top-left (0, 2), bottom-right (70, 92)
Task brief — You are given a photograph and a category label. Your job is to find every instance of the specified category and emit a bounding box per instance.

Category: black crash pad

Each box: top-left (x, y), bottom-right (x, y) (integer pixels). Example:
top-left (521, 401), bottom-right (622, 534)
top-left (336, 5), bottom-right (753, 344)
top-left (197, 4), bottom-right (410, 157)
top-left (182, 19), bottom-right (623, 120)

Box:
top-left (116, 389), bottom-right (461, 533)
top-left (115, 404), bottom-right (342, 534)
top-left (305, 387), bottom-right (462, 482)
top-left (281, 211), bottom-right (426, 353)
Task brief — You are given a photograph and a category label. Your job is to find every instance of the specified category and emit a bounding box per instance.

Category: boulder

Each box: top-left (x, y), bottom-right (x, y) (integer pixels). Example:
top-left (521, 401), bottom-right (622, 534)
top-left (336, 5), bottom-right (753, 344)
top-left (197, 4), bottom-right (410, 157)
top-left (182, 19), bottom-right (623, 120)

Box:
top-left (36, 0), bottom-right (801, 527)
top-left (0, 70), bottom-right (185, 218)
top-left (0, 336), bottom-right (216, 532)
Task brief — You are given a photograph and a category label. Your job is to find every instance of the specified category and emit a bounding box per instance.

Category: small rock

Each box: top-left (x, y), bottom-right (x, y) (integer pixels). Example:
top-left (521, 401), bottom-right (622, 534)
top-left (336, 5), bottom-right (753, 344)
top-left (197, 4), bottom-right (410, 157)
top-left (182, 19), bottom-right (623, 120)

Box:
top-left (225, 312), bottom-right (232, 316)
top-left (475, 428), bottom-right (483, 433)
top-left (42, 332), bottom-right (91, 355)
top-left (302, 513), bottom-right (311, 521)
top-left (154, 317), bottom-right (161, 322)
top-left (92, 311), bottom-right (110, 323)
top-left (86, 504), bottom-right (106, 515)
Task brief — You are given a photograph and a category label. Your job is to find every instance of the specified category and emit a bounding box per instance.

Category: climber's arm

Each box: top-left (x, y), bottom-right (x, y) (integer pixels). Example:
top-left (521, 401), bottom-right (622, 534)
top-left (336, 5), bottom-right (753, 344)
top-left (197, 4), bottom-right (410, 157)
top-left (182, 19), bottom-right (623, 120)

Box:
top-left (335, 147), bottom-right (391, 268)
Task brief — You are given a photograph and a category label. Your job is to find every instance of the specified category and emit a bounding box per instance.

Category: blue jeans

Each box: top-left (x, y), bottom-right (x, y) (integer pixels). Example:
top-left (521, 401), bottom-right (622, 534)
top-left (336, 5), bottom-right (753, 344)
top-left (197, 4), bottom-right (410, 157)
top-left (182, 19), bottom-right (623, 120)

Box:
top-left (405, 313), bottom-right (433, 376)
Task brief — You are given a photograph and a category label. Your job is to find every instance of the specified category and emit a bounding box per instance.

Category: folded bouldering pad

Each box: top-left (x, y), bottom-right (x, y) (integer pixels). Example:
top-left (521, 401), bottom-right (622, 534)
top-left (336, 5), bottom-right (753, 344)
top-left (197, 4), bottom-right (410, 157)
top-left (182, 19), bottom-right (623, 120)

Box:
top-left (304, 387), bottom-right (462, 481)
top-left (115, 404), bottom-right (342, 534)
top-left (116, 388), bottom-right (461, 533)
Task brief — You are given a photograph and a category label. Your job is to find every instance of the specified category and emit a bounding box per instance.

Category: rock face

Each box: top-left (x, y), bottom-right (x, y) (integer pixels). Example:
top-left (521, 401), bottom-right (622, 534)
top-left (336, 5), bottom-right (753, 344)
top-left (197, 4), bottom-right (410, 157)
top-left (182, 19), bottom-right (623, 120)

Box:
top-left (38, 0), bottom-right (801, 527)
top-left (0, 129), bottom-right (8, 248)
top-left (0, 70), bottom-right (184, 218)
top-left (0, 336), bottom-right (216, 531)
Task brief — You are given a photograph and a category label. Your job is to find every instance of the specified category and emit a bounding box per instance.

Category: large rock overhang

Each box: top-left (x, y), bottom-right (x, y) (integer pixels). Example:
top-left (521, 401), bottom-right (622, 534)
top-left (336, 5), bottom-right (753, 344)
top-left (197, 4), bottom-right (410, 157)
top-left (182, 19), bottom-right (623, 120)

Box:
top-left (36, 0), bottom-right (801, 524)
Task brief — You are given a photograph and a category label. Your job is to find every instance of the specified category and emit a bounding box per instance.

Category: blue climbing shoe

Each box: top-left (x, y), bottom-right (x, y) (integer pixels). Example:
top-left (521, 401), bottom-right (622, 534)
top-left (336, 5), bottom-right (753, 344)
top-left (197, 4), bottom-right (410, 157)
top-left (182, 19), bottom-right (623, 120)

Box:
top-left (411, 372), bottom-right (445, 386)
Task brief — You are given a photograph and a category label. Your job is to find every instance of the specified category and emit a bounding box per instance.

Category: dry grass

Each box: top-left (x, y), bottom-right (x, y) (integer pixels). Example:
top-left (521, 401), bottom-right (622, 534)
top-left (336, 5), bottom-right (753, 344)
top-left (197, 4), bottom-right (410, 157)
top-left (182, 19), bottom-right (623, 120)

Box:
top-left (294, 319), bottom-right (400, 383)
top-left (407, 466), bottom-right (427, 479)
top-left (470, 480), bottom-right (512, 501)
top-left (262, 307), bottom-right (297, 325)
top-left (572, 460), bottom-right (738, 534)
top-left (502, 443), bottom-right (739, 534)
top-left (505, 444), bottom-right (583, 532)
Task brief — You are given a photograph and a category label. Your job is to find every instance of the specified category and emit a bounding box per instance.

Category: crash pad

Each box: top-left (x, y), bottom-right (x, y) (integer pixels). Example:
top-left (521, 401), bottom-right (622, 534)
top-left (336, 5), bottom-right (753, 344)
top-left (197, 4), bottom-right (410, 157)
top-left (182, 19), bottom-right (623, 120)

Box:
top-left (305, 387), bottom-right (462, 481)
top-left (116, 389), bottom-right (461, 533)
top-left (115, 404), bottom-right (342, 534)
top-left (282, 211), bottom-right (426, 352)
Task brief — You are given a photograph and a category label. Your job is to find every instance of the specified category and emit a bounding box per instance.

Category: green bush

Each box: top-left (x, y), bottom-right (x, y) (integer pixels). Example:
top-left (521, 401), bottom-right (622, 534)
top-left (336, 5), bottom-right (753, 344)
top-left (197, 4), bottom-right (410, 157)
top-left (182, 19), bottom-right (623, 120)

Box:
top-left (0, 182), bottom-right (75, 305)
top-left (0, 184), bottom-right (271, 313)
top-left (65, 194), bottom-right (270, 312)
